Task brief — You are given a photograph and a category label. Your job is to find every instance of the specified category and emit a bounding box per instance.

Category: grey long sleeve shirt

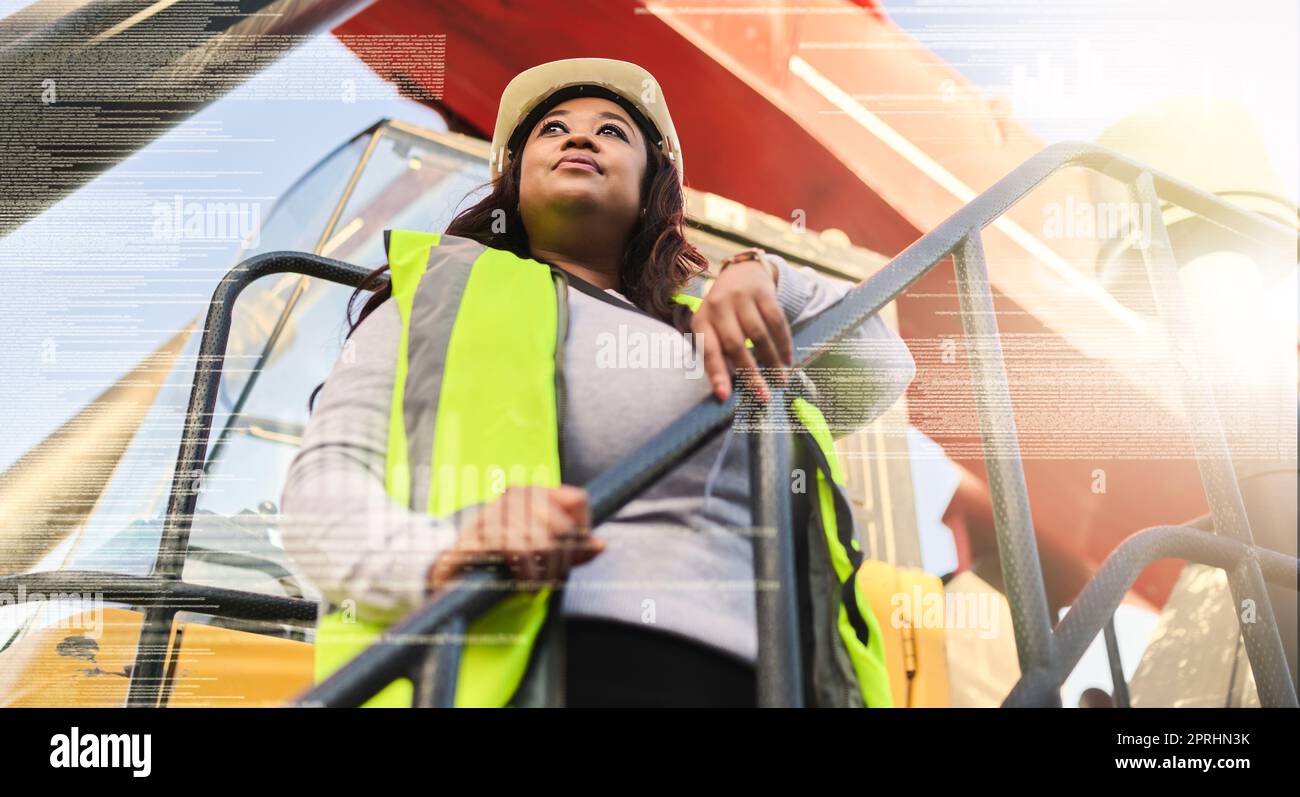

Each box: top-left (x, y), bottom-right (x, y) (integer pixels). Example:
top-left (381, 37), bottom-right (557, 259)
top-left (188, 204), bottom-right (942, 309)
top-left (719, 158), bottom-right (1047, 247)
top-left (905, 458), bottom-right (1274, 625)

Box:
top-left (280, 255), bottom-right (916, 664)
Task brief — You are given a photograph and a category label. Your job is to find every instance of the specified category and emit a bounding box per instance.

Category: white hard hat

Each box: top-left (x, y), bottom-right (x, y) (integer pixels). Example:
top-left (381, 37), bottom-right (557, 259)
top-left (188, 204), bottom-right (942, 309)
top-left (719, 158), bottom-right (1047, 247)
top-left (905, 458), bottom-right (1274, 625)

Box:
top-left (489, 58), bottom-right (684, 186)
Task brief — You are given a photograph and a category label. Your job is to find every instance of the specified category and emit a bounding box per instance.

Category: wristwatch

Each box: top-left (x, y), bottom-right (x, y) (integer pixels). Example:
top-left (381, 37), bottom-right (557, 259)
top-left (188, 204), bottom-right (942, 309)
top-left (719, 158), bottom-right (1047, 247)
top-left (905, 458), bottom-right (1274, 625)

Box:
top-left (719, 247), bottom-right (779, 287)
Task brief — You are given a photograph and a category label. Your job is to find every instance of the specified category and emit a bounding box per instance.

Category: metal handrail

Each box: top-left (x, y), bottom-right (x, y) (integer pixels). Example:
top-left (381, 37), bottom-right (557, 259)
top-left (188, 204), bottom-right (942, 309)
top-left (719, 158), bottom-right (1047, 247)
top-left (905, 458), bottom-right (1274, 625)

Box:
top-left (0, 571), bottom-right (316, 625)
top-left (144, 141), bottom-right (1297, 708)
top-left (1002, 525), bottom-right (1298, 707)
top-left (125, 252), bottom-right (378, 707)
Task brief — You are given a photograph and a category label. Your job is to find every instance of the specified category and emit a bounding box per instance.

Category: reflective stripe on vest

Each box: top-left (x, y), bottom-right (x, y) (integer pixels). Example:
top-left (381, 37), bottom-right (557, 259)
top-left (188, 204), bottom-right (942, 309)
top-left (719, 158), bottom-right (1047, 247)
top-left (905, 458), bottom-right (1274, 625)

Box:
top-left (792, 398), bottom-right (894, 708)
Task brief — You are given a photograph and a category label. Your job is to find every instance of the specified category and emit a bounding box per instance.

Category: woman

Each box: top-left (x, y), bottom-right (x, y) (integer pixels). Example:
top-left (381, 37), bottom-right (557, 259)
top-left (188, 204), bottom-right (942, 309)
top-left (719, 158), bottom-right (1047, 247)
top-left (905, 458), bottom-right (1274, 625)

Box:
top-left (281, 58), bottom-right (916, 707)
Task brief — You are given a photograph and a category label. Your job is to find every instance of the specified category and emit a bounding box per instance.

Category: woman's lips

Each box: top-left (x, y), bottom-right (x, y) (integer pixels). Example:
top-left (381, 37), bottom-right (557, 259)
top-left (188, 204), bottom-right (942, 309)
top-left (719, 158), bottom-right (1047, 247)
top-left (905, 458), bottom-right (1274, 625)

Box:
top-left (555, 156), bottom-right (600, 174)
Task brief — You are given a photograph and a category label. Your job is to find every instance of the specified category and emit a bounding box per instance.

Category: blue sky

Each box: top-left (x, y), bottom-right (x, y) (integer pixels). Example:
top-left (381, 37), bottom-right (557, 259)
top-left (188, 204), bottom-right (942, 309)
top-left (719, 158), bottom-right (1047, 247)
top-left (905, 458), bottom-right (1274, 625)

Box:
top-left (0, 34), bottom-right (446, 470)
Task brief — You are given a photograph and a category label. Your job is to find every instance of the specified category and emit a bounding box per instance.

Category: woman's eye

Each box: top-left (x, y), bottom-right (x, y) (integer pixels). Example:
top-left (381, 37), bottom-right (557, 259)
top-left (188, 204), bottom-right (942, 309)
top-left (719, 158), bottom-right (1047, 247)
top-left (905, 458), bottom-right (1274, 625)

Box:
top-left (600, 124), bottom-right (629, 141)
top-left (540, 120), bottom-right (566, 135)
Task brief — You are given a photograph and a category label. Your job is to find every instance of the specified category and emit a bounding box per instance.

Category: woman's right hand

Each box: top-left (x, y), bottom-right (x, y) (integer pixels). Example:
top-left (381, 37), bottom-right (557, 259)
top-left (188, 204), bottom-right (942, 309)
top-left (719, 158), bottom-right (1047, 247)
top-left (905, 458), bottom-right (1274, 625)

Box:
top-left (427, 485), bottom-right (605, 592)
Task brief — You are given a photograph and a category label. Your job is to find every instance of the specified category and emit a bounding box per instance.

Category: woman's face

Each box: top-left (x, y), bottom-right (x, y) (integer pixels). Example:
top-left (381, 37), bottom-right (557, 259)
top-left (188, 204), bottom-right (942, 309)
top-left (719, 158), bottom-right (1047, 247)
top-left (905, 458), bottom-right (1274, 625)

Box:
top-left (517, 95), bottom-right (648, 239)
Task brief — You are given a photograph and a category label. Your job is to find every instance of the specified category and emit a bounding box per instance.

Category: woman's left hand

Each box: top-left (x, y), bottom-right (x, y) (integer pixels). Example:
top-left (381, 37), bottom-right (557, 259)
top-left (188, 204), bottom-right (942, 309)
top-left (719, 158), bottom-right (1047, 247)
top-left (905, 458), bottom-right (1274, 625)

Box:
top-left (691, 255), bottom-right (794, 402)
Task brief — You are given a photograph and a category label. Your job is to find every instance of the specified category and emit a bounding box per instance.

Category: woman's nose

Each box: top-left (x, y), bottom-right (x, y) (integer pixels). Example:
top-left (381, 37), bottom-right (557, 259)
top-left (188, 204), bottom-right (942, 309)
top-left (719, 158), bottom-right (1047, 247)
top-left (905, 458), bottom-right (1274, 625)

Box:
top-left (561, 131), bottom-right (598, 150)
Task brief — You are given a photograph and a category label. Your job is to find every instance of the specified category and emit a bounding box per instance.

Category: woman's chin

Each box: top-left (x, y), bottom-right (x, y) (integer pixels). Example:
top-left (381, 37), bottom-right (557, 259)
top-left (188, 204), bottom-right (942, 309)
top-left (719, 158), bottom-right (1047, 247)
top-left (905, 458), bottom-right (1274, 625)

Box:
top-left (541, 189), bottom-right (616, 214)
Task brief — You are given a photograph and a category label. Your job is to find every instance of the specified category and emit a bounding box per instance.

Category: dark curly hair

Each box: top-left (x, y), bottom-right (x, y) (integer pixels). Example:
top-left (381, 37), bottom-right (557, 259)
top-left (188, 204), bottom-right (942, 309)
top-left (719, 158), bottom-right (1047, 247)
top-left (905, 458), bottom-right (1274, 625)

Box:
top-left (310, 123), bottom-right (709, 411)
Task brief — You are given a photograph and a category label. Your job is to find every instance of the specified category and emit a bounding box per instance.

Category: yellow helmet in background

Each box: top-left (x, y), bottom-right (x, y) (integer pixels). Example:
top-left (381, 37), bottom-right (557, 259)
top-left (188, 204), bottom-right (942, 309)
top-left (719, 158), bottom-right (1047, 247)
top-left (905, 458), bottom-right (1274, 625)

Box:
top-left (1094, 96), bottom-right (1298, 232)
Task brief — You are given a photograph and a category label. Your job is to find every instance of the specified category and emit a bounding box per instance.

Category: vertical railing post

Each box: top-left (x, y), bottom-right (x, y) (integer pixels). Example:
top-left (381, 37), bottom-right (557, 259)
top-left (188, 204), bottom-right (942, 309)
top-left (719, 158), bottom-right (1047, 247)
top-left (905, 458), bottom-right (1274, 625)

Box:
top-left (1102, 616), bottom-right (1131, 708)
top-left (543, 595), bottom-right (567, 708)
top-left (953, 233), bottom-right (1059, 704)
top-left (747, 389), bottom-right (805, 707)
top-left (1130, 171), bottom-right (1297, 707)
top-left (412, 615), bottom-right (466, 708)
top-left (125, 607), bottom-right (178, 707)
